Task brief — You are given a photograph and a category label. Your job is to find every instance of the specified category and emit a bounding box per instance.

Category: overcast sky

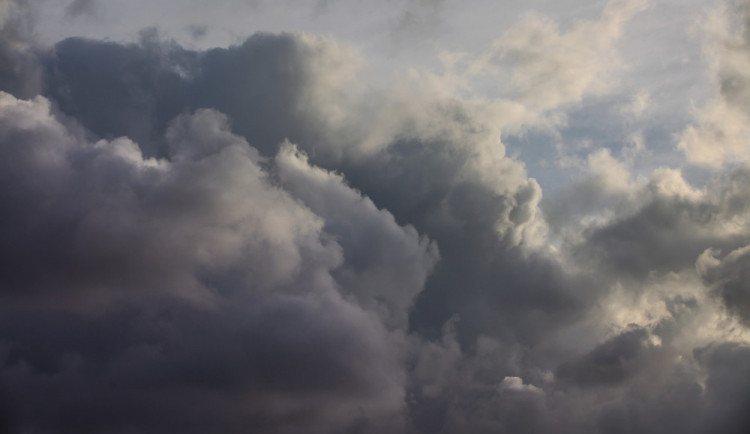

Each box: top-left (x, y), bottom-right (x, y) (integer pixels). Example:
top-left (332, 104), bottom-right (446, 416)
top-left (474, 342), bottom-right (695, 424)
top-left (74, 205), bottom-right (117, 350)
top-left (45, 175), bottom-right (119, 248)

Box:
top-left (1, 0), bottom-right (749, 433)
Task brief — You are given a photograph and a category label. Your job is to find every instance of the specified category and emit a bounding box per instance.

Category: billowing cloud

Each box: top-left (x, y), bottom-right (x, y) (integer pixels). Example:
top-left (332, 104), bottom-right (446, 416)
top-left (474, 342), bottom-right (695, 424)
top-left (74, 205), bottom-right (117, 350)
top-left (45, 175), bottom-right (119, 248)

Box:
top-left (570, 164), bottom-right (750, 280)
top-left (0, 91), bottom-right (430, 433)
top-left (0, 0), bottom-right (749, 433)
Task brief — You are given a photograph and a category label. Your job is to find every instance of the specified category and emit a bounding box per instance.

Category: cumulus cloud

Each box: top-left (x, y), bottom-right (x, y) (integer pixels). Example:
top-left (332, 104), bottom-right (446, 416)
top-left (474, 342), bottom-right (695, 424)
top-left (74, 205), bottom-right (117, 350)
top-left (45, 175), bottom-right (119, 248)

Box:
top-left (275, 142), bottom-right (439, 328)
top-left (0, 0), bottom-right (749, 433)
top-left (570, 164), bottom-right (750, 280)
top-left (0, 95), bottom-right (332, 302)
top-left (0, 91), bottom-right (434, 433)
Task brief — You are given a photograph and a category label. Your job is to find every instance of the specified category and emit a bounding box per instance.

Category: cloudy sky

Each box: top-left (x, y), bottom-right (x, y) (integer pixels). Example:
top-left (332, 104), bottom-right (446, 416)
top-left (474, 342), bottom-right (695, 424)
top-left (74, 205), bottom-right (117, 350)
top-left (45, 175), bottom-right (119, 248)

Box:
top-left (1, 0), bottom-right (750, 432)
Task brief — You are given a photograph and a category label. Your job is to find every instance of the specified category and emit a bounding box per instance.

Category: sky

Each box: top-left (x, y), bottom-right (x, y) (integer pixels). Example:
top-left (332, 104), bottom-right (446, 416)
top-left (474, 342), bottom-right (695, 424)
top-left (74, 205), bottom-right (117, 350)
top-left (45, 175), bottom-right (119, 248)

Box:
top-left (1, 0), bottom-right (750, 433)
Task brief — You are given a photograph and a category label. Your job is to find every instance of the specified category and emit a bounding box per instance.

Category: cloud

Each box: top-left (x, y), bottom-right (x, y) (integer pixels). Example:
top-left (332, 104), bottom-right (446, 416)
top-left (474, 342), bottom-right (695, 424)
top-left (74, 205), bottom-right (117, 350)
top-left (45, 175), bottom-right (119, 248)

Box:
top-left (0, 95), bottom-right (331, 302)
top-left (390, 0), bottom-right (446, 44)
top-left (459, 0), bottom-right (647, 120)
top-left (0, 0), bottom-right (42, 98)
top-left (66, 0), bottom-right (96, 17)
top-left (0, 1), bottom-right (749, 433)
top-left (275, 141), bottom-right (439, 328)
top-left (565, 164), bottom-right (750, 280)
top-left (42, 32), bottom-right (359, 159)
top-left (693, 343), bottom-right (750, 434)
top-left (556, 326), bottom-right (658, 386)
top-left (679, 0), bottom-right (750, 167)
top-left (698, 245), bottom-right (750, 325)
top-left (497, 0), bottom-right (646, 109)
top-left (35, 28), bottom-right (589, 349)
top-left (0, 92), bottom-right (439, 433)
top-left (499, 376), bottom-right (545, 395)
top-left (0, 26), bottom-right (597, 432)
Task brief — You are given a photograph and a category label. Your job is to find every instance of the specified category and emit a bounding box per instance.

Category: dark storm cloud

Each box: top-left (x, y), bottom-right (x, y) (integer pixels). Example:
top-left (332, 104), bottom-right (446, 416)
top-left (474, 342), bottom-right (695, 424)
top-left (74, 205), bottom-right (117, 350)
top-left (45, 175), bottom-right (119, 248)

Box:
top-left (43, 35), bottom-right (196, 157)
top-left (36, 29), bottom-right (590, 348)
top-left (275, 143), bottom-right (439, 327)
top-left (0, 28), bottom-right (596, 433)
top-left (1, 2), bottom-right (750, 432)
top-left (556, 326), bottom-right (655, 386)
top-left (0, 87), bottom-right (434, 317)
top-left (0, 92), bottom-right (436, 433)
top-left (694, 342), bottom-right (750, 434)
top-left (43, 31), bottom-right (351, 159)
top-left (0, 97), bottom-right (323, 300)
top-left (574, 166), bottom-right (750, 281)
top-left (310, 95), bottom-right (591, 347)
top-left (0, 296), bottom-right (405, 434)
top-left (698, 244), bottom-right (750, 326)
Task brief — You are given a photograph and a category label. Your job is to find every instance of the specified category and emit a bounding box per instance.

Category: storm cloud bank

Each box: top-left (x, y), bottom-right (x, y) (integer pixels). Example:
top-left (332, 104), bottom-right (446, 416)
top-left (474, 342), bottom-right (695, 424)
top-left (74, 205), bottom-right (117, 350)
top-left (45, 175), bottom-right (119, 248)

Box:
top-left (0, 0), bottom-right (749, 433)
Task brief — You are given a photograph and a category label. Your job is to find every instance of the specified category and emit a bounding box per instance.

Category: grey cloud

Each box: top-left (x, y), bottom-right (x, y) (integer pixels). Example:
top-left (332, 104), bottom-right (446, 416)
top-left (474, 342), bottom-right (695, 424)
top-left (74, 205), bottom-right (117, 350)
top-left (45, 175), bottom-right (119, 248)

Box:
top-left (573, 166), bottom-right (750, 280)
top-left (698, 245), bottom-right (750, 325)
top-left (275, 142), bottom-right (439, 328)
top-left (0, 93), bottom-right (433, 433)
top-left (1, 3), bottom-right (749, 432)
top-left (0, 0), bottom-right (42, 98)
top-left (556, 326), bottom-right (656, 386)
top-left (391, 0), bottom-right (445, 44)
top-left (718, 0), bottom-right (750, 114)
top-left (34, 30), bottom-right (588, 349)
top-left (186, 23), bottom-right (207, 40)
top-left (0, 96), bottom-right (331, 301)
top-left (345, 134), bottom-right (587, 346)
top-left (5, 29), bottom-right (596, 432)
top-left (0, 295), bottom-right (405, 434)
top-left (43, 32), bottom-right (353, 160)
top-left (66, 0), bottom-right (96, 17)
top-left (693, 343), bottom-right (750, 434)
top-left (406, 327), bottom-right (552, 434)
top-left (43, 36), bottom-right (196, 157)
top-left (578, 196), bottom-right (722, 279)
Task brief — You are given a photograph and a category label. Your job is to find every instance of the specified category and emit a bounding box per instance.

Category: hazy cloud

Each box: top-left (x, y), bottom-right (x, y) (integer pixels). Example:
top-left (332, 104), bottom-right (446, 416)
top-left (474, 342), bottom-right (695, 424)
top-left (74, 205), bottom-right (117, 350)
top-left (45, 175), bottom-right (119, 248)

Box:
top-left (66, 0), bottom-right (96, 17)
top-left (679, 0), bottom-right (750, 167)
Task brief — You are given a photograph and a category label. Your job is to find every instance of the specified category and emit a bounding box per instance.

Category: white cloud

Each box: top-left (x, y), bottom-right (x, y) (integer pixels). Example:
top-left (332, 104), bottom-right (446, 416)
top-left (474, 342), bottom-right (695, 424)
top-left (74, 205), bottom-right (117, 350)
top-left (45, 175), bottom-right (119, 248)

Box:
top-left (499, 376), bottom-right (545, 395)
